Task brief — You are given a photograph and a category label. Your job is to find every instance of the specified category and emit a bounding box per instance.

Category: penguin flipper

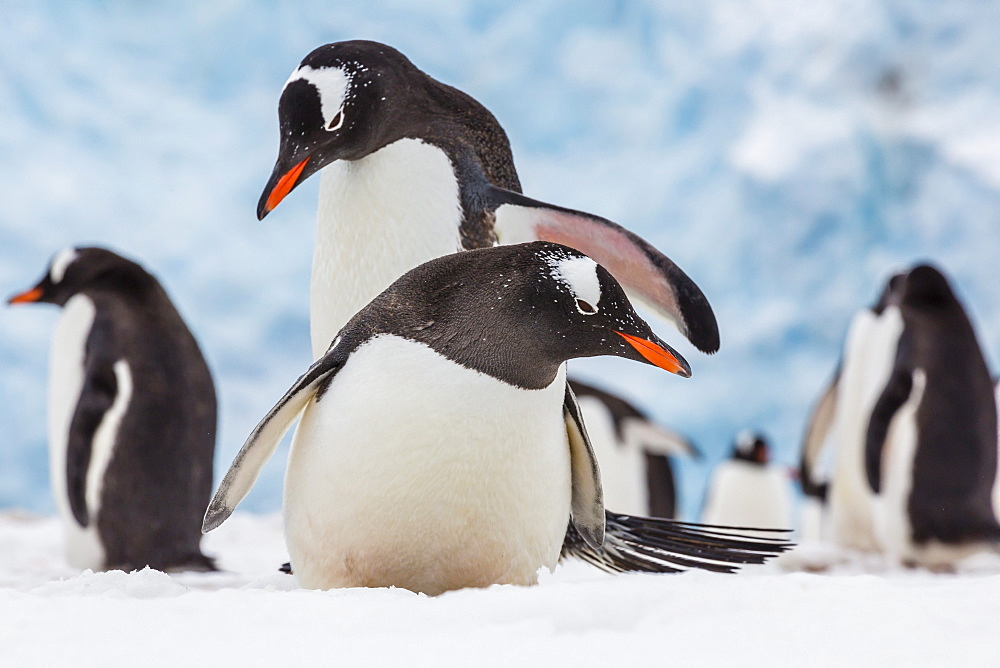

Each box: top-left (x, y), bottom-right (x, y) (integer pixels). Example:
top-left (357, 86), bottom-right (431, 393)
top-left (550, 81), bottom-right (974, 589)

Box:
top-left (487, 186), bottom-right (720, 354)
top-left (564, 384), bottom-right (605, 549)
top-left (202, 347), bottom-right (347, 533)
top-left (622, 417), bottom-right (698, 458)
top-left (66, 357), bottom-right (119, 528)
top-left (865, 367), bottom-right (914, 494)
top-left (562, 514), bottom-right (794, 574)
top-left (800, 369), bottom-right (839, 500)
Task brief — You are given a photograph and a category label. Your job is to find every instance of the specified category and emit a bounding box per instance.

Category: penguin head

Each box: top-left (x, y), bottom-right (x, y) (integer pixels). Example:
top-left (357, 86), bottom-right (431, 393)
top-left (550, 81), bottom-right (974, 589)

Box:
top-left (366, 241), bottom-right (691, 389)
top-left (7, 247), bottom-right (148, 307)
top-left (733, 430), bottom-right (770, 465)
top-left (257, 40), bottom-right (421, 219)
top-left (901, 263), bottom-right (956, 307)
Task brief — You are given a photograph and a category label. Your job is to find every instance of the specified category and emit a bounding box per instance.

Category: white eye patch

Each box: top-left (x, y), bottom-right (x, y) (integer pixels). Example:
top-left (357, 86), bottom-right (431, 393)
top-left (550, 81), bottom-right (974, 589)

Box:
top-left (284, 64), bottom-right (351, 131)
top-left (50, 248), bottom-right (78, 284)
top-left (548, 254), bottom-right (602, 314)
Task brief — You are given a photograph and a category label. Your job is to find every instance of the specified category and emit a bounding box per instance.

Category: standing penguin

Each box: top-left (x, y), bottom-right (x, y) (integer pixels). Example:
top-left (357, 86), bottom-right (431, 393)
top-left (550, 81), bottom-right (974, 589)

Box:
top-left (800, 272), bottom-right (905, 550)
top-left (568, 378), bottom-right (697, 518)
top-left (865, 264), bottom-right (1000, 566)
top-left (8, 247), bottom-right (216, 572)
top-left (203, 243), bottom-right (788, 595)
top-left (255, 40), bottom-right (719, 360)
top-left (702, 431), bottom-right (793, 531)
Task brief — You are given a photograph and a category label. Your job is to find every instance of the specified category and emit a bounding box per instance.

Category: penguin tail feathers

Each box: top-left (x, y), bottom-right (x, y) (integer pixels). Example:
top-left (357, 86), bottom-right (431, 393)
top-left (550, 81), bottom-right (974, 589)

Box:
top-left (562, 511), bottom-right (794, 574)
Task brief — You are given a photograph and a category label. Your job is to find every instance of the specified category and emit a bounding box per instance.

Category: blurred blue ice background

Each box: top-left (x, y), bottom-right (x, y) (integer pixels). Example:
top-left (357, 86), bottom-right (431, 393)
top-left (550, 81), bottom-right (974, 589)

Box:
top-left (2, 1), bottom-right (998, 519)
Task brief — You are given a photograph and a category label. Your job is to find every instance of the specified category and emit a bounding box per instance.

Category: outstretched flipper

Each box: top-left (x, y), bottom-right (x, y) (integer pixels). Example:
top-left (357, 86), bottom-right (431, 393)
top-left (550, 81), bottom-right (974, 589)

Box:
top-left (624, 417), bottom-right (699, 458)
top-left (799, 370), bottom-right (839, 500)
top-left (562, 513), bottom-right (794, 574)
top-left (487, 186), bottom-right (720, 354)
top-left (564, 385), bottom-right (605, 549)
top-left (202, 345), bottom-right (348, 532)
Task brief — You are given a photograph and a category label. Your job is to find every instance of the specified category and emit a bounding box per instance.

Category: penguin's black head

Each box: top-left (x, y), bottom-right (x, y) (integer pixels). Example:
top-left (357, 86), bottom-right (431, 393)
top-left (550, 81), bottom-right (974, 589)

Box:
top-left (901, 263), bottom-right (956, 307)
top-left (7, 247), bottom-right (149, 308)
top-left (257, 40), bottom-right (424, 219)
top-left (732, 430), bottom-right (770, 465)
top-left (367, 241), bottom-right (691, 389)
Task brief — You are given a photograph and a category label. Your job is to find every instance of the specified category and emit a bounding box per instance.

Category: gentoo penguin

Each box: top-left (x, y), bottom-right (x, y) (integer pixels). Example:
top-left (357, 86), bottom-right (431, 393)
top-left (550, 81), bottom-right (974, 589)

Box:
top-left (702, 431), bottom-right (793, 530)
top-left (256, 40), bottom-right (719, 360)
top-left (8, 247), bottom-right (216, 572)
top-left (864, 264), bottom-right (1000, 567)
top-left (203, 243), bottom-right (788, 595)
top-left (799, 272), bottom-right (905, 550)
top-left (567, 378), bottom-right (697, 518)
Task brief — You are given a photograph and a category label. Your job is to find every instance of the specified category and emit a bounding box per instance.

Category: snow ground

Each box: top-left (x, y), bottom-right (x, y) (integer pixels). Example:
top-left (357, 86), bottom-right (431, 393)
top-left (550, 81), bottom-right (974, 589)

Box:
top-left (2, 512), bottom-right (998, 666)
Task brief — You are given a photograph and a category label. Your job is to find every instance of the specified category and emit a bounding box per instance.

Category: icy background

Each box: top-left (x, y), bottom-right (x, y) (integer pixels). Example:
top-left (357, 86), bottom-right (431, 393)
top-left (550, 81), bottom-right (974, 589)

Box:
top-left (2, 0), bottom-right (999, 517)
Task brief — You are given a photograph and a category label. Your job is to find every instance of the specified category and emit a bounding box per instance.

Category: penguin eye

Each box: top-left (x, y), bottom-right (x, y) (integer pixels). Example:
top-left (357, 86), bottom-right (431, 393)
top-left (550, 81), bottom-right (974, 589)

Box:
top-left (575, 299), bottom-right (598, 315)
top-left (326, 110), bottom-right (344, 132)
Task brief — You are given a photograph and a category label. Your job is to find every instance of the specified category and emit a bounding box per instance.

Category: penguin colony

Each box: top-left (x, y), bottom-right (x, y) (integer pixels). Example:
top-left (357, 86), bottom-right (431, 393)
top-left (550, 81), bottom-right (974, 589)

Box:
top-left (5, 38), bottom-right (998, 590)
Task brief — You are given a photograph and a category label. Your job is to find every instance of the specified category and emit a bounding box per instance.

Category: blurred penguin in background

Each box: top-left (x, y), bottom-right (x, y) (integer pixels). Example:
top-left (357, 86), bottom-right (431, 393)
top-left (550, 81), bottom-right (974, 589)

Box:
top-left (863, 264), bottom-right (1000, 567)
top-left (702, 431), bottom-right (793, 530)
top-left (568, 378), bottom-right (698, 519)
top-left (8, 247), bottom-right (217, 572)
top-left (994, 380), bottom-right (1000, 521)
top-left (800, 272), bottom-right (905, 551)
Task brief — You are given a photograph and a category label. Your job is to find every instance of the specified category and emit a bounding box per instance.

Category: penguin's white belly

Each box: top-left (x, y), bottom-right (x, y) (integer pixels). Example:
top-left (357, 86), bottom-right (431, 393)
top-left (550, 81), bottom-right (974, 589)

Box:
top-left (283, 335), bottom-right (572, 595)
top-left (829, 307), bottom-right (903, 550)
top-left (576, 397), bottom-right (647, 516)
top-left (48, 295), bottom-right (103, 569)
top-left (310, 138), bottom-right (463, 357)
top-left (701, 462), bottom-right (793, 530)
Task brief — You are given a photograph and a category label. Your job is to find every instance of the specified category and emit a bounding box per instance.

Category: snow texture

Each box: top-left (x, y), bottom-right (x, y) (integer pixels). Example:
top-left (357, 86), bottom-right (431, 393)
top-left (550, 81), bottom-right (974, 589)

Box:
top-left (2, 1), bottom-right (1000, 521)
top-left (1, 511), bottom-right (998, 665)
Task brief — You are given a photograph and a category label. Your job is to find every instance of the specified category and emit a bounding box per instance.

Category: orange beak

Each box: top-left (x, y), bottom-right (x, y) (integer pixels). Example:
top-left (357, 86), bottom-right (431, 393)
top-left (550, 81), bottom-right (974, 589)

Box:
top-left (7, 287), bottom-right (44, 305)
top-left (259, 156), bottom-right (310, 219)
top-left (616, 331), bottom-right (690, 377)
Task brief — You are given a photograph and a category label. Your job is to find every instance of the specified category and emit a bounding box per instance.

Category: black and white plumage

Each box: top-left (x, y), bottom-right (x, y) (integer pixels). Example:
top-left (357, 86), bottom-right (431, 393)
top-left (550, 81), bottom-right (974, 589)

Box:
top-left (255, 40), bottom-right (719, 360)
top-left (203, 243), bottom-right (788, 595)
top-left (568, 378), bottom-right (697, 519)
top-left (799, 272), bottom-right (905, 549)
top-left (863, 264), bottom-right (1000, 566)
top-left (701, 431), bottom-right (793, 531)
top-left (9, 247), bottom-right (216, 572)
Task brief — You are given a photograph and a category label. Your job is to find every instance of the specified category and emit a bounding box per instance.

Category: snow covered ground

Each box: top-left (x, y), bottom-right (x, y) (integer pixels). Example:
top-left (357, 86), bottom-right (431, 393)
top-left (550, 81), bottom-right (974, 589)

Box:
top-left (2, 512), bottom-right (999, 665)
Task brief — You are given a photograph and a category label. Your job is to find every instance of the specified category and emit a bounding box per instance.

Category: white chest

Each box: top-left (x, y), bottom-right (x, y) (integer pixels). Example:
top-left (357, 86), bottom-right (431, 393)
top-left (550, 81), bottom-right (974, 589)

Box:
top-left (48, 295), bottom-right (104, 569)
top-left (310, 138), bottom-right (464, 357)
top-left (829, 306), bottom-right (903, 549)
top-left (283, 335), bottom-right (572, 594)
top-left (701, 462), bottom-right (793, 530)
